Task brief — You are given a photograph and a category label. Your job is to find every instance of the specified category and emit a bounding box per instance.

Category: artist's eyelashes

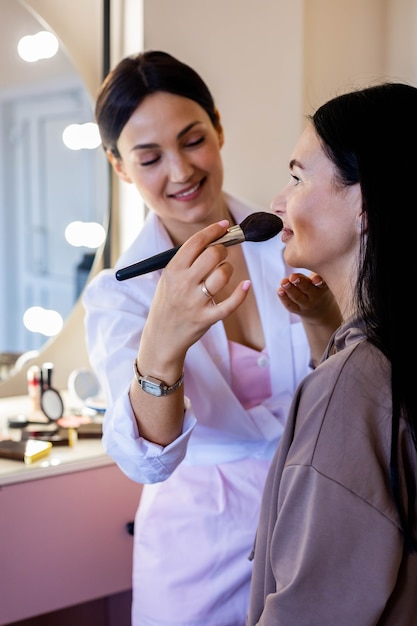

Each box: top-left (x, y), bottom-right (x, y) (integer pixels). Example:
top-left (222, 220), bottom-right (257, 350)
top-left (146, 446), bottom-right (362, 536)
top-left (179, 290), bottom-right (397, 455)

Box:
top-left (290, 173), bottom-right (301, 185)
top-left (140, 154), bottom-right (160, 166)
top-left (185, 136), bottom-right (205, 148)
top-left (139, 137), bottom-right (206, 167)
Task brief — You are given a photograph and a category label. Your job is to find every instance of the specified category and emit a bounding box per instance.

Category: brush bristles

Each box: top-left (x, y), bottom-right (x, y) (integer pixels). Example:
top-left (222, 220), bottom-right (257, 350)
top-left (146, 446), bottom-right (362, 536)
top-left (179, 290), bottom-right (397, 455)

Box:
top-left (241, 212), bottom-right (283, 242)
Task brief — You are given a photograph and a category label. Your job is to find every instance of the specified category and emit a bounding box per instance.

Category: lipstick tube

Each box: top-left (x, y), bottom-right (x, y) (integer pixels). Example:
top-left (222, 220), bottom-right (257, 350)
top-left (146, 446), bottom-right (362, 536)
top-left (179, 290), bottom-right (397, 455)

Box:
top-left (27, 365), bottom-right (41, 412)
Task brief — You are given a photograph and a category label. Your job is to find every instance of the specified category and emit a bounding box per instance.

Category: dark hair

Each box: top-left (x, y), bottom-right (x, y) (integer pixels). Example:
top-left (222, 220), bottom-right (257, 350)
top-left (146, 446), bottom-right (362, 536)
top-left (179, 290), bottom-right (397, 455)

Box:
top-left (311, 82), bottom-right (417, 551)
top-left (95, 50), bottom-right (220, 158)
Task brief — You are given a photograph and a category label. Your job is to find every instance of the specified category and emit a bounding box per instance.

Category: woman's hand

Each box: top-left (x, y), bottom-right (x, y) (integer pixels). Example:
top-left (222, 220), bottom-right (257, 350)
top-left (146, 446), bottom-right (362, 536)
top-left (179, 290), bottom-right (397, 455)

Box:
top-left (131, 220), bottom-right (251, 446)
top-left (278, 272), bottom-right (337, 321)
top-left (140, 220), bottom-right (251, 367)
top-left (278, 272), bottom-right (342, 367)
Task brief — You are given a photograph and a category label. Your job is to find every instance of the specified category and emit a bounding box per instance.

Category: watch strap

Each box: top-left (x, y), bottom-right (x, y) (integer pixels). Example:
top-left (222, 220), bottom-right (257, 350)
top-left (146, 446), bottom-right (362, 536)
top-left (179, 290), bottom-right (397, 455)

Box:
top-left (133, 360), bottom-right (184, 396)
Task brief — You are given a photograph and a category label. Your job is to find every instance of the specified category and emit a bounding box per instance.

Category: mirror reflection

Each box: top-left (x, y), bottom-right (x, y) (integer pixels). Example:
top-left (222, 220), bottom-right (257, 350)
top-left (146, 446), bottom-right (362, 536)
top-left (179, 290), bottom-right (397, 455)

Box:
top-left (0, 0), bottom-right (108, 377)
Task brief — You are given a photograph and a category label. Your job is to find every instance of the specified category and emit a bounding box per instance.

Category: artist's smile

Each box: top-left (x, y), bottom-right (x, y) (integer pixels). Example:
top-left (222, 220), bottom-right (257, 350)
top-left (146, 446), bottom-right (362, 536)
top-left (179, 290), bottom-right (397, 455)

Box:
top-left (169, 179), bottom-right (204, 199)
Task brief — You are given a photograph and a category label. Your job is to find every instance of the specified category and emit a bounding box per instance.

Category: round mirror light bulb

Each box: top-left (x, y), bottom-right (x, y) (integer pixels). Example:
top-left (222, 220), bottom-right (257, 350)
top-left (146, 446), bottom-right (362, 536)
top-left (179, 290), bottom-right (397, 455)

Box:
top-left (23, 306), bottom-right (63, 337)
top-left (62, 123), bottom-right (102, 150)
top-left (65, 221), bottom-right (106, 248)
top-left (18, 31), bottom-right (59, 62)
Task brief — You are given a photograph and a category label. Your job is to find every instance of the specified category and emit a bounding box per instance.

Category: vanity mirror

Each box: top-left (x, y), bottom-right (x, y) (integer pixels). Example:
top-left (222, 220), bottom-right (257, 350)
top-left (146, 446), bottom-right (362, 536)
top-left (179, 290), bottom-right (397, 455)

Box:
top-left (0, 0), bottom-right (110, 381)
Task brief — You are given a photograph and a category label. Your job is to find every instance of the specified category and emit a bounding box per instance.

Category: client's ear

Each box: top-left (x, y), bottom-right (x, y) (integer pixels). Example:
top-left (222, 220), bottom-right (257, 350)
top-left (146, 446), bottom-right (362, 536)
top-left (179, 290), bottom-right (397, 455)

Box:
top-left (358, 211), bottom-right (368, 234)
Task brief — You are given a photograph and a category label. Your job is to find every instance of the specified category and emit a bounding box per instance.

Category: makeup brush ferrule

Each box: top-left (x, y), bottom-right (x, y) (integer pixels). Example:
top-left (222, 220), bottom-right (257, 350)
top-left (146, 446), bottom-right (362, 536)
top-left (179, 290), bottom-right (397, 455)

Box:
top-left (208, 225), bottom-right (245, 247)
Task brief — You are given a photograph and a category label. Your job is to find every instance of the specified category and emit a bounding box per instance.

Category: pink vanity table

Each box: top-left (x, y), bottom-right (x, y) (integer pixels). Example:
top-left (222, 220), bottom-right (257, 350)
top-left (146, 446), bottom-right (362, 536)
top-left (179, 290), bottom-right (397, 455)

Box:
top-left (0, 395), bottom-right (142, 625)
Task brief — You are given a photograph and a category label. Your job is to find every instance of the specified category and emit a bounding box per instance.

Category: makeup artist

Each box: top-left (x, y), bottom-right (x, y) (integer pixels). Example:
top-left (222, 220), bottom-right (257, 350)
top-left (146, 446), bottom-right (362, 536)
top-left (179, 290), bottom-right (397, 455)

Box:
top-left (82, 50), bottom-right (341, 626)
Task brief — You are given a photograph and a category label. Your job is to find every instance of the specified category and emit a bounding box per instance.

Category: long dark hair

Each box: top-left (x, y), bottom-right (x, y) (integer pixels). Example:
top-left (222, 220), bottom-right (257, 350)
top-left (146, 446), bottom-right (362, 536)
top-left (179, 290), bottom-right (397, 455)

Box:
top-left (312, 82), bottom-right (417, 551)
top-left (95, 50), bottom-right (220, 158)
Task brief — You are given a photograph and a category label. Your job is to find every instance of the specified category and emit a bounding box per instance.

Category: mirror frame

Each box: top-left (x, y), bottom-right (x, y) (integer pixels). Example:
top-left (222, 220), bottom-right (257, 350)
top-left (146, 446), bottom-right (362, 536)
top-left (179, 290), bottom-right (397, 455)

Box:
top-left (0, 0), bottom-right (111, 396)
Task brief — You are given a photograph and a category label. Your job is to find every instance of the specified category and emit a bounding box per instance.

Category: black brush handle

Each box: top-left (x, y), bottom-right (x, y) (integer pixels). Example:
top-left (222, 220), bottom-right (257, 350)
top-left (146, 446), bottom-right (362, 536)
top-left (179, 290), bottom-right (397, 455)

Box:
top-left (116, 245), bottom-right (181, 280)
top-left (115, 212), bottom-right (282, 281)
top-left (115, 229), bottom-right (242, 281)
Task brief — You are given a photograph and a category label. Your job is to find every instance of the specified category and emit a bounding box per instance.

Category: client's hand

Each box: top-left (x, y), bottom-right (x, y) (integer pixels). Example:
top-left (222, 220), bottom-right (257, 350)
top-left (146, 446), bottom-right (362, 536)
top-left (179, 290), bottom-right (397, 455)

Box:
top-left (278, 272), bottom-right (342, 367)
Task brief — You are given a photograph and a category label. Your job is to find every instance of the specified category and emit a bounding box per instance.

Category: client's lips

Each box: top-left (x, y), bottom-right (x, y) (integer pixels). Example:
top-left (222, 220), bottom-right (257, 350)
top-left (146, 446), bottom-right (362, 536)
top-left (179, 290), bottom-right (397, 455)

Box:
top-left (281, 227), bottom-right (293, 243)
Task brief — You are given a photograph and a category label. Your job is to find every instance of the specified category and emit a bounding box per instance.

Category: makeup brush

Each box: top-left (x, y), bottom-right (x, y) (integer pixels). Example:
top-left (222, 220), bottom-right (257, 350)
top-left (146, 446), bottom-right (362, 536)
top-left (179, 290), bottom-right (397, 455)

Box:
top-left (115, 212), bottom-right (283, 281)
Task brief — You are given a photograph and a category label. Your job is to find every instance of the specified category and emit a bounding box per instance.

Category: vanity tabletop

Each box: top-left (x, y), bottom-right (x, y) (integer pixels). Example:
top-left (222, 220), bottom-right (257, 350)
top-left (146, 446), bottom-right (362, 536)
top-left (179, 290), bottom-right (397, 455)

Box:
top-left (0, 394), bottom-right (112, 487)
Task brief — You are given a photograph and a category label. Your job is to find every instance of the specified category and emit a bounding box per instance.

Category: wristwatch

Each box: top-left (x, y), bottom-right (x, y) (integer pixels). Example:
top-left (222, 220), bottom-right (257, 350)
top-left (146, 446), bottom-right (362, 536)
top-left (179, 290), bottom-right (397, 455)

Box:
top-left (133, 360), bottom-right (184, 397)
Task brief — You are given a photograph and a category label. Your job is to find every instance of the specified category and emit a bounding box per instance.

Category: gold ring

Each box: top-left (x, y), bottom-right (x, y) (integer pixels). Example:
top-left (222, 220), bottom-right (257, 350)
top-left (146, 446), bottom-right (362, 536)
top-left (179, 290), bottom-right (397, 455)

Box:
top-left (201, 280), bottom-right (214, 299)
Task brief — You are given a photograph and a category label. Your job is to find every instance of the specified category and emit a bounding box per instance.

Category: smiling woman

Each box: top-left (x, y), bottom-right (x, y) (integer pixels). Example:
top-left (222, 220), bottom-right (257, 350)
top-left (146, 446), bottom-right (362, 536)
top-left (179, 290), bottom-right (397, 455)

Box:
top-left (0, 0), bottom-right (109, 380)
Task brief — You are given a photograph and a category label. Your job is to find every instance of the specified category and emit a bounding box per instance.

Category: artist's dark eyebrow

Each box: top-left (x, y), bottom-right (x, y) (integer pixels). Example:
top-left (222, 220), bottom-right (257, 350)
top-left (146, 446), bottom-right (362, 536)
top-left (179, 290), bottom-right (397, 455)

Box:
top-left (130, 121), bottom-right (204, 152)
top-left (289, 158), bottom-right (304, 170)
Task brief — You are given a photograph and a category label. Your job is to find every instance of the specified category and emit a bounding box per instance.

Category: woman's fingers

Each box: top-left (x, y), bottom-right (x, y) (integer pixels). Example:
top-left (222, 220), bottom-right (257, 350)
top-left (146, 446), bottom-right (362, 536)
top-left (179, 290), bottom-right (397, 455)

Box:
top-left (168, 220), bottom-right (230, 271)
top-left (278, 271), bottom-right (340, 326)
top-left (278, 272), bottom-right (327, 314)
top-left (143, 220), bottom-right (251, 356)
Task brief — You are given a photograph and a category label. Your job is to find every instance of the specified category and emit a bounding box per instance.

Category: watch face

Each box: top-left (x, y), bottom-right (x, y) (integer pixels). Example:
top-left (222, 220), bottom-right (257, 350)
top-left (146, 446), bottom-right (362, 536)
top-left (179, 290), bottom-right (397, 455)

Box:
top-left (141, 378), bottom-right (163, 397)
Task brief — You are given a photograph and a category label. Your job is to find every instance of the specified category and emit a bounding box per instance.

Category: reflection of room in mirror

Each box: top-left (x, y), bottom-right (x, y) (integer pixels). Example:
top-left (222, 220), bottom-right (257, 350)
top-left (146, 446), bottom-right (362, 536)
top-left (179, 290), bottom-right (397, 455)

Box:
top-left (0, 0), bottom-right (108, 370)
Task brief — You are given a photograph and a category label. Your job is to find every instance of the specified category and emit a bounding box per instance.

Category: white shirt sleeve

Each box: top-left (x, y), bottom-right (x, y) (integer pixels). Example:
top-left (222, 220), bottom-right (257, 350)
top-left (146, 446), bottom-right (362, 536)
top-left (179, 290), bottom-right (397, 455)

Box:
top-left (102, 387), bottom-right (197, 483)
top-left (83, 268), bottom-right (197, 484)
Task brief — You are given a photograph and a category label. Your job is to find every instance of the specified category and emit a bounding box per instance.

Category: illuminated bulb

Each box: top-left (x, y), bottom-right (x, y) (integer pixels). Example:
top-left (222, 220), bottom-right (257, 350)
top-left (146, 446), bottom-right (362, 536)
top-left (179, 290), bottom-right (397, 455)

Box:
top-left (18, 31), bottom-right (59, 63)
top-left (23, 307), bottom-right (63, 337)
top-left (62, 123), bottom-right (102, 150)
top-left (65, 221), bottom-right (106, 248)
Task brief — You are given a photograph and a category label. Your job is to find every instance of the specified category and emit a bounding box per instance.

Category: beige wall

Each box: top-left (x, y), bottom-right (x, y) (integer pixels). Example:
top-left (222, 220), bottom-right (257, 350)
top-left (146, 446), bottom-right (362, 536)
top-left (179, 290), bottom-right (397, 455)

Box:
top-left (304, 0), bottom-right (417, 111)
top-left (304, 0), bottom-right (386, 110)
top-left (143, 0), bottom-right (304, 210)
top-left (385, 0), bottom-right (417, 79)
top-left (1, 0), bottom-right (416, 396)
